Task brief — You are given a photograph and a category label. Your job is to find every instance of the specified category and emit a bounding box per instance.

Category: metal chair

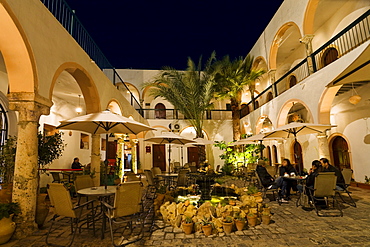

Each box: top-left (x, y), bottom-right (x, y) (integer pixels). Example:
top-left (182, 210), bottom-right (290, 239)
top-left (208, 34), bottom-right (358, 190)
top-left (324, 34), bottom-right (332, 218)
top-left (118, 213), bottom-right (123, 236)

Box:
top-left (255, 170), bottom-right (281, 205)
top-left (50, 172), bottom-right (68, 183)
top-left (46, 183), bottom-right (96, 247)
top-left (75, 175), bottom-right (96, 203)
top-left (176, 169), bottom-right (189, 187)
top-left (102, 181), bottom-right (146, 247)
top-left (336, 168), bottom-right (356, 207)
top-left (306, 172), bottom-right (343, 217)
top-left (266, 166), bottom-right (277, 178)
top-left (151, 167), bottom-right (162, 177)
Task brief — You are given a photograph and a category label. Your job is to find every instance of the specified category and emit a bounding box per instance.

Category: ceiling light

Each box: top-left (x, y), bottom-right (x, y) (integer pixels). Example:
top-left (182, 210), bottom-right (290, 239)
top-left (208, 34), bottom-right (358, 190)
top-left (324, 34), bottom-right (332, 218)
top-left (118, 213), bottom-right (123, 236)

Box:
top-left (76, 95), bottom-right (82, 114)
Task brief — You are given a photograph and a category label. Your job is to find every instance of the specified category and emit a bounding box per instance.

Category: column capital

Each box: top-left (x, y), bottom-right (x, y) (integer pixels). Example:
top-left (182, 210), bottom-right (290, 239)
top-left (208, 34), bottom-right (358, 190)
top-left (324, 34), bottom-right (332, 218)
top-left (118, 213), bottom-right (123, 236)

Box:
top-left (299, 34), bottom-right (315, 44)
top-left (8, 92), bottom-right (52, 122)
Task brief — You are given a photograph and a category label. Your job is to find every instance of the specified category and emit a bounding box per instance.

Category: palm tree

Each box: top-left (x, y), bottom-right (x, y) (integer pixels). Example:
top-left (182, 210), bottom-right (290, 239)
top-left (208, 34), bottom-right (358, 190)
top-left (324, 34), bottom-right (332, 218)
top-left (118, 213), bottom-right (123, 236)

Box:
top-left (144, 53), bottom-right (216, 162)
top-left (213, 55), bottom-right (265, 140)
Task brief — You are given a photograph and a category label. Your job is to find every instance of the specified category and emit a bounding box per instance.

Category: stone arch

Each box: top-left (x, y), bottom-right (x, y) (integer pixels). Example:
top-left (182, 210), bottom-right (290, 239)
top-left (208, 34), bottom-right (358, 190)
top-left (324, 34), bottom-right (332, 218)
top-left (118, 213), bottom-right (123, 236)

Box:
top-left (120, 82), bottom-right (140, 102)
top-left (0, 3), bottom-right (36, 93)
top-left (252, 56), bottom-right (268, 70)
top-left (255, 115), bottom-right (274, 134)
top-left (328, 133), bottom-right (353, 170)
top-left (317, 85), bottom-right (342, 124)
top-left (50, 62), bottom-right (101, 114)
top-left (303, 0), bottom-right (319, 35)
top-left (179, 125), bottom-right (209, 140)
top-left (277, 99), bottom-right (314, 127)
top-left (107, 99), bottom-right (122, 115)
top-left (269, 22), bottom-right (302, 70)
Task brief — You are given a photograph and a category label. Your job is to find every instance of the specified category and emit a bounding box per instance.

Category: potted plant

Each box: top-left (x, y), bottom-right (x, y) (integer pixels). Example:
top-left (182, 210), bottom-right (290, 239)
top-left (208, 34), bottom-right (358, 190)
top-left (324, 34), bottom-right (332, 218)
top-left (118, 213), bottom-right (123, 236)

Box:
top-left (247, 212), bottom-right (258, 227)
top-left (182, 216), bottom-right (193, 235)
top-left (261, 211), bottom-right (271, 225)
top-left (0, 136), bottom-right (16, 203)
top-left (222, 216), bottom-right (234, 234)
top-left (0, 202), bottom-right (20, 244)
top-left (261, 203), bottom-right (271, 215)
top-left (198, 216), bottom-right (213, 236)
top-left (234, 213), bottom-right (246, 231)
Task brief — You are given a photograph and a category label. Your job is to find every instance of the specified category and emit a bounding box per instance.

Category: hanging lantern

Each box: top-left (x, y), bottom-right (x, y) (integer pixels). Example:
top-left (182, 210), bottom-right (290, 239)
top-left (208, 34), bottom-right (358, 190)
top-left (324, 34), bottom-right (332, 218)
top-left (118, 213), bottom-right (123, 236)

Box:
top-left (349, 95), bottom-right (361, 105)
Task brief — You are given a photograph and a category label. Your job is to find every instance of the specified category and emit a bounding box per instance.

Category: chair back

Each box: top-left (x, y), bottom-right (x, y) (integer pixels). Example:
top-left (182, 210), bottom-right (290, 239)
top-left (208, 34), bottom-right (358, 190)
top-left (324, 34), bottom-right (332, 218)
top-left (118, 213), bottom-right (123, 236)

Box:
top-left (215, 165), bottom-right (220, 173)
top-left (125, 172), bottom-right (141, 182)
top-left (314, 172), bottom-right (336, 197)
top-left (151, 167), bottom-right (162, 177)
top-left (341, 169), bottom-right (352, 186)
top-left (113, 181), bottom-right (143, 218)
top-left (255, 170), bottom-right (265, 188)
top-left (51, 172), bottom-right (61, 183)
top-left (144, 170), bottom-right (156, 186)
top-left (189, 165), bottom-right (197, 173)
top-left (177, 169), bottom-right (189, 187)
top-left (265, 166), bottom-right (277, 177)
top-left (47, 183), bottom-right (76, 218)
top-left (74, 175), bottom-right (94, 191)
top-left (191, 162), bottom-right (196, 167)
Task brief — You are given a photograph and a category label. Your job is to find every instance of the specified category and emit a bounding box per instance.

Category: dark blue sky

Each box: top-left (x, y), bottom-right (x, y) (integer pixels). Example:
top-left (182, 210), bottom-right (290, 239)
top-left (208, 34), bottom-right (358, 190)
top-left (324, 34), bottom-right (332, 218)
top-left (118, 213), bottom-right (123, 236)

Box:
top-left (65, 0), bottom-right (283, 70)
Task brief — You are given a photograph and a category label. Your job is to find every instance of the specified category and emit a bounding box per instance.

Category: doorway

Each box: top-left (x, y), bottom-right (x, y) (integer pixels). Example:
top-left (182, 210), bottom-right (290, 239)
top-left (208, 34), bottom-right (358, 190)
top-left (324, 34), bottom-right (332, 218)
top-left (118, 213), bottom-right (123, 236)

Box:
top-left (292, 141), bottom-right (303, 174)
top-left (187, 147), bottom-right (199, 167)
top-left (155, 103), bottom-right (166, 119)
top-left (153, 144), bottom-right (166, 171)
top-left (266, 146), bottom-right (272, 166)
top-left (272, 145), bottom-right (278, 165)
top-left (331, 136), bottom-right (351, 170)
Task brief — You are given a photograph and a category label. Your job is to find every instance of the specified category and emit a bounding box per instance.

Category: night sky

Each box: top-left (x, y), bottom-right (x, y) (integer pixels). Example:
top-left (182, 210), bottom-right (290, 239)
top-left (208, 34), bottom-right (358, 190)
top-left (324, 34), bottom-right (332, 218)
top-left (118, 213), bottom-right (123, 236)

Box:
top-left (64, 0), bottom-right (284, 70)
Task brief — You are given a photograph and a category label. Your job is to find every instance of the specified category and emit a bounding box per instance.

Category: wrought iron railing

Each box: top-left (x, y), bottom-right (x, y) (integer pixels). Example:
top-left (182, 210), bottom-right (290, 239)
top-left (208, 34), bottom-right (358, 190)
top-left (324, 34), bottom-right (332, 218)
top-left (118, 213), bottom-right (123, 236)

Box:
top-left (240, 9), bottom-right (370, 119)
top-left (142, 109), bottom-right (232, 120)
top-left (40, 0), bottom-right (143, 115)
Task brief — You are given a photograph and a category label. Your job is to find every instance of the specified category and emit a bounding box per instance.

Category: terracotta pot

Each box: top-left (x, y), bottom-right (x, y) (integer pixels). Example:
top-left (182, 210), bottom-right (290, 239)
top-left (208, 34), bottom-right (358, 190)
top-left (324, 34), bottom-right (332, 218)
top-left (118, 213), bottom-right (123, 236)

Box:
top-left (182, 222), bottom-right (193, 235)
top-left (247, 215), bottom-right (258, 227)
top-left (262, 207), bottom-right (271, 215)
top-left (222, 221), bottom-right (233, 234)
top-left (0, 214), bottom-right (16, 244)
top-left (0, 184), bottom-right (13, 203)
top-left (36, 194), bottom-right (50, 228)
top-left (261, 215), bottom-right (271, 225)
top-left (202, 224), bottom-right (212, 236)
top-left (235, 220), bottom-right (245, 231)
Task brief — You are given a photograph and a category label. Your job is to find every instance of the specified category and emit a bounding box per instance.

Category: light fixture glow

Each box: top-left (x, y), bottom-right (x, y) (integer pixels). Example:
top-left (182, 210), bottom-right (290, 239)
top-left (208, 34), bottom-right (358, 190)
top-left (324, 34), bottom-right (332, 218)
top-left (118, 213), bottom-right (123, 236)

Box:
top-left (76, 94), bottom-right (82, 114)
top-left (256, 82), bottom-right (260, 86)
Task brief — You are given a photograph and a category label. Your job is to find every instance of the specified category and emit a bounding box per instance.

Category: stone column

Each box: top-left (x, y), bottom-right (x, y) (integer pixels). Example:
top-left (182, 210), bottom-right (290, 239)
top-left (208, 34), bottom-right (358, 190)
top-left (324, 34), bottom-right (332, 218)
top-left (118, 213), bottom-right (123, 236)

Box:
top-left (268, 70), bottom-right (277, 97)
top-left (91, 134), bottom-right (101, 186)
top-left (317, 133), bottom-right (330, 159)
top-left (300, 34), bottom-right (315, 74)
top-left (277, 140), bottom-right (285, 162)
top-left (8, 93), bottom-right (51, 237)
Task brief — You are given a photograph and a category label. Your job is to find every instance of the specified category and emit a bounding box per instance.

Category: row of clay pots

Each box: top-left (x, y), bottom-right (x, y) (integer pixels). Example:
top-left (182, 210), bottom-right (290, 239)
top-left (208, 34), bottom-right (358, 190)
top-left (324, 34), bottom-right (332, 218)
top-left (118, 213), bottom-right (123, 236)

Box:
top-left (182, 215), bottom-right (271, 236)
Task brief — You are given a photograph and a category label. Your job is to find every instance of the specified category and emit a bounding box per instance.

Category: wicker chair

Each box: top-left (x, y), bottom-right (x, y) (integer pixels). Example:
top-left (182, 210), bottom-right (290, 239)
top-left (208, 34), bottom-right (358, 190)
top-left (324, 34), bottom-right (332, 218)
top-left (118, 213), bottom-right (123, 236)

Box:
top-left (336, 168), bottom-right (356, 207)
top-left (255, 170), bottom-right (281, 205)
top-left (176, 169), bottom-right (189, 187)
top-left (306, 172), bottom-right (343, 217)
top-left (102, 181), bottom-right (145, 246)
top-left (50, 172), bottom-right (68, 183)
top-left (46, 183), bottom-right (96, 247)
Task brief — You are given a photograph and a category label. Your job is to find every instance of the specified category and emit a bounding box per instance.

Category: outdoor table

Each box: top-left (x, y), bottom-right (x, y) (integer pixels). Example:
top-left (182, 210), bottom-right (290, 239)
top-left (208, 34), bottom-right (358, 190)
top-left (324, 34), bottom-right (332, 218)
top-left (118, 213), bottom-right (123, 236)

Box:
top-left (77, 186), bottom-right (116, 239)
top-left (283, 176), bottom-right (307, 207)
top-left (156, 173), bottom-right (178, 190)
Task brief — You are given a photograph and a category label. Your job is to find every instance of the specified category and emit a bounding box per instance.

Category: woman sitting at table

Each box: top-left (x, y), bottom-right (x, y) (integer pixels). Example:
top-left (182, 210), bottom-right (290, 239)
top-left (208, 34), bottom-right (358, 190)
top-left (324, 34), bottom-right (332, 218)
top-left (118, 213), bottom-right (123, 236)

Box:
top-left (71, 157), bottom-right (83, 169)
top-left (297, 160), bottom-right (322, 193)
top-left (275, 159), bottom-right (297, 200)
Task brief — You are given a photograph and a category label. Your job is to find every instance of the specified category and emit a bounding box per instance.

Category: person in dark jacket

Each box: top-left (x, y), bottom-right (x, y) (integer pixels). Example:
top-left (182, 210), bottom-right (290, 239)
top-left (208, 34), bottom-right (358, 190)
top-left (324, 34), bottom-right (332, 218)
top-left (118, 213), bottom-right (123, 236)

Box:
top-left (256, 160), bottom-right (276, 188)
top-left (71, 157), bottom-right (83, 169)
top-left (276, 159), bottom-right (297, 200)
top-left (297, 160), bottom-right (322, 192)
top-left (320, 158), bottom-right (345, 189)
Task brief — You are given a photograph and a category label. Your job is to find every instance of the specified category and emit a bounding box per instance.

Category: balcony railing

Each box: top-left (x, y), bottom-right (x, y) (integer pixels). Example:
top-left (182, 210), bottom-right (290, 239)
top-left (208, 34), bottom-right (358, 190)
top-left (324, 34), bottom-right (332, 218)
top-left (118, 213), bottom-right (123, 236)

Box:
top-left (41, 0), bottom-right (143, 115)
top-left (142, 109), bottom-right (232, 120)
top-left (240, 9), bottom-right (370, 119)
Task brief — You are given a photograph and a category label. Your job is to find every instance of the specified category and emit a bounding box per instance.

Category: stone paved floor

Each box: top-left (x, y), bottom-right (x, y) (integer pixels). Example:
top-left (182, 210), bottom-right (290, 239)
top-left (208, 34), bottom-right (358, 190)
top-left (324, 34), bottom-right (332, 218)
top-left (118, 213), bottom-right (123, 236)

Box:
top-left (3, 187), bottom-right (370, 247)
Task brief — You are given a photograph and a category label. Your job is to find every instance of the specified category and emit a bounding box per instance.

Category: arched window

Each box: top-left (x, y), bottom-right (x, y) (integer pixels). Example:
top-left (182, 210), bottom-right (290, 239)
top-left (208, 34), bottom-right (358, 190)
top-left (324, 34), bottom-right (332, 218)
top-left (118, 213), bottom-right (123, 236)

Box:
top-left (289, 75), bottom-right (297, 88)
top-left (254, 100), bottom-right (259, 109)
top-left (266, 92), bottom-right (273, 103)
top-left (240, 104), bottom-right (250, 117)
top-left (272, 145), bottom-right (278, 165)
top-left (155, 103), bottom-right (166, 119)
top-left (0, 103), bottom-right (8, 146)
top-left (331, 136), bottom-right (351, 170)
top-left (322, 47), bottom-right (339, 67)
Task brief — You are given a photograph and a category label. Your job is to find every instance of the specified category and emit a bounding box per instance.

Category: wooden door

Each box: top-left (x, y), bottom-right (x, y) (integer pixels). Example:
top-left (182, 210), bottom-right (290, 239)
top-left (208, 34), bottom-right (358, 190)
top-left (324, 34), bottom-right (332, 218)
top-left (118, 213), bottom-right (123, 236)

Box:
top-left (187, 147), bottom-right (199, 167)
top-left (155, 103), bottom-right (166, 119)
top-left (332, 136), bottom-right (351, 170)
top-left (153, 144), bottom-right (166, 171)
top-left (293, 141), bottom-right (303, 174)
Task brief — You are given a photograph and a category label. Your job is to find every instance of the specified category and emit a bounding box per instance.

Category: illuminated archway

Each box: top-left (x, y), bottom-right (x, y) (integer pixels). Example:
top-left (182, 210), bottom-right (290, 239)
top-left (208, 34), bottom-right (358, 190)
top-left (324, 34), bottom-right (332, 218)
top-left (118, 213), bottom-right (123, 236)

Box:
top-left (277, 99), bottom-right (314, 127)
top-left (107, 100), bottom-right (122, 115)
top-left (255, 115), bottom-right (274, 134)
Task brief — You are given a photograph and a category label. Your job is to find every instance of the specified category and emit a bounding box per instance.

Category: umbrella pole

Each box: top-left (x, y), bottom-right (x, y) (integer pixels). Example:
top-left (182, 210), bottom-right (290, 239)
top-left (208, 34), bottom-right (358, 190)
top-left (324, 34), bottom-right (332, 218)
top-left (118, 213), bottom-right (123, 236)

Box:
top-left (259, 140), bottom-right (263, 159)
top-left (243, 144), bottom-right (246, 166)
top-left (105, 133), bottom-right (109, 190)
top-left (181, 146), bottom-right (184, 167)
top-left (168, 144), bottom-right (171, 173)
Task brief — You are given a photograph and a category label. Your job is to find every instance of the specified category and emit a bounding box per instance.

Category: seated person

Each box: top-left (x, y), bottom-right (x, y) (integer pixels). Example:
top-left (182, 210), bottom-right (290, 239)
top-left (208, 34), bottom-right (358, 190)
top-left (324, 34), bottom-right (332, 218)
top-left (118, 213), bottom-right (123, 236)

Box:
top-left (255, 160), bottom-right (275, 188)
top-left (71, 157), bottom-right (83, 169)
top-left (297, 160), bottom-right (322, 193)
top-left (320, 158), bottom-right (345, 190)
top-left (275, 158), bottom-right (297, 200)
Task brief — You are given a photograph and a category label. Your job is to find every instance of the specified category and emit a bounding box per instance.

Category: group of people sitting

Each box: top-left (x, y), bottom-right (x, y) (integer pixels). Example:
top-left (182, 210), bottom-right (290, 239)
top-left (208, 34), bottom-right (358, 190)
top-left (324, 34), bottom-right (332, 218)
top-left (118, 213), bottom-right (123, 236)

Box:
top-left (256, 158), bottom-right (345, 203)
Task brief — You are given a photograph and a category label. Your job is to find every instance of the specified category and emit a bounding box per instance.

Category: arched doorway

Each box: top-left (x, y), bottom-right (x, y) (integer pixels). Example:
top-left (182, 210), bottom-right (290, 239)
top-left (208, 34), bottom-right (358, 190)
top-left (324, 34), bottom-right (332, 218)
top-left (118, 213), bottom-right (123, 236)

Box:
top-left (322, 47), bottom-right (339, 68)
top-left (266, 92), bottom-right (273, 103)
top-left (272, 145), bottom-right (278, 165)
top-left (266, 146), bottom-right (272, 166)
top-left (0, 103), bottom-right (8, 146)
top-left (331, 136), bottom-right (351, 170)
top-left (292, 141), bottom-right (303, 174)
top-left (289, 75), bottom-right (297, 88)
top-left (155, 103), bottom-right (166, 119)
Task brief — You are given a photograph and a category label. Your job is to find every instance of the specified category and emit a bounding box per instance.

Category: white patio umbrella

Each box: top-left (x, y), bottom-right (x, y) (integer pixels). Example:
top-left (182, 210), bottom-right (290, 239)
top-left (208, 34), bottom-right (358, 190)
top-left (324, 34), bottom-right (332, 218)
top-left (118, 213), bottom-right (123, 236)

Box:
top-left (192, 138), bottom-right (214, 145)
top-left (57, 109), bottom-right (154, 187)
top-left (145, 132), bottom-right (195, 172)
top-left (263, 122), bottom-right (336, 139)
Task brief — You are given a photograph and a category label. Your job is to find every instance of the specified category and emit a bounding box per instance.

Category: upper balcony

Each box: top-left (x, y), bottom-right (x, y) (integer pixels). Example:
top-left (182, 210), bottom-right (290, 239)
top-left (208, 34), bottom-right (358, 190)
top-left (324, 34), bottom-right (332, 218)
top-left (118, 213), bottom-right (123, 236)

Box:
top-left (142, 109), bottom-right (232, 120)
top-left (240, 9), bottom-right (370, 118)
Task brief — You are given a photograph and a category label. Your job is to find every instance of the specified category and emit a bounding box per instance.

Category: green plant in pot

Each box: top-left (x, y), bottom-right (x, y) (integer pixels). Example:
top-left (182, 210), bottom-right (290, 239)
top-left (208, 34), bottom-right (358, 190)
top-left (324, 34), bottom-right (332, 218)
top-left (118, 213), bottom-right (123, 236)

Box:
top-left (0, 136), bottom-right (17, 203)
top-left (234, 212), bottom-right (246, 231)
top-left (222, 216), bottom-right (234, 234)
top-left (198, 216), bottom-right (213, 236)
top-left (0, 202), bottom-right (20, 244)
top-left (261, 211), bottom-right (271, 225)
top-left (247, 212), bottom-right (258, 227)
top-left (182, 216), bottom-right (194, 235)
